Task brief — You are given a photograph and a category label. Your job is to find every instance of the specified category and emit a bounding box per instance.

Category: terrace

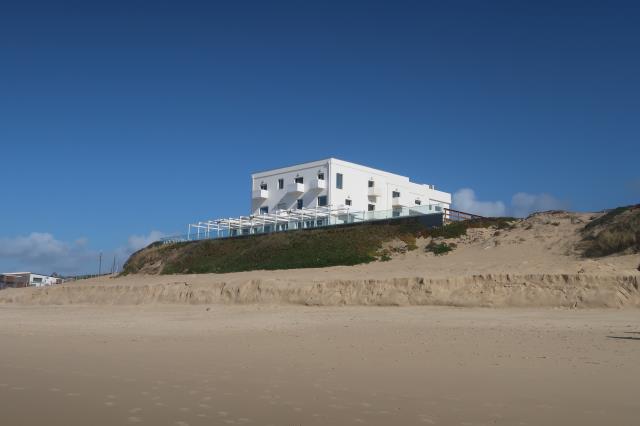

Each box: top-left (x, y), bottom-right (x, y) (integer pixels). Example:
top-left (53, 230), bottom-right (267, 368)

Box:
top-left (159, 203), bottom-right (480, 244)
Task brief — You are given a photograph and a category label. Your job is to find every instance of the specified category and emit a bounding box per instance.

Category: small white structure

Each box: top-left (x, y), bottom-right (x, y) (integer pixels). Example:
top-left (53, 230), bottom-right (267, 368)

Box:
top-left (0, 272), bottom-right (62, 288)
top-left (251, 158), bottom-right (451, 216)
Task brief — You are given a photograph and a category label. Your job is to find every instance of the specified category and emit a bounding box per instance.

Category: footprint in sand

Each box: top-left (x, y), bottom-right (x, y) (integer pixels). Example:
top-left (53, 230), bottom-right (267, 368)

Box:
top-left (129, 408), bottom-right (142, 413)
top-left (218, 411), bottom-right (229, 417)
top-left (174, 422), bottom-right (189, 426)
top-left (49, 388), bottom-right (61, 392)
top-left (104, 401), bottom-right (116, 407)
top-left (127, 416), bottom-right (142, 423)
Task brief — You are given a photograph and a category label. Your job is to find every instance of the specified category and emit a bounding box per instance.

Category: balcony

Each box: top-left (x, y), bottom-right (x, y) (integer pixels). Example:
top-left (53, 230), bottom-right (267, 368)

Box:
top-left (368, 187), bottom-right (381, 197)
top-left (252, 189), bottom-right (269, 200)
top-left (286, 182), bottom-right (305, 194)
top-left (392, 196), bottom-right (402, 207)
top-left (311, 179), bottom-right (326, 190)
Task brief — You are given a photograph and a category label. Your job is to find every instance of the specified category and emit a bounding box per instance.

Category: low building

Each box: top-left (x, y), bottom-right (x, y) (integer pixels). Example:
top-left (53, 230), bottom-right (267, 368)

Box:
top-left (251, 158), bottom-right (451, 216)
top-left (0, 272), bottom-right (63, 289)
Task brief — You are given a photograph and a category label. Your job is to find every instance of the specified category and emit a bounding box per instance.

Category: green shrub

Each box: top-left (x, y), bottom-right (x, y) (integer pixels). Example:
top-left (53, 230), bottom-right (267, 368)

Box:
top-left (426, 241), bottom-right (457, 255)
top-left (580, 205), bottom-right (640, 257)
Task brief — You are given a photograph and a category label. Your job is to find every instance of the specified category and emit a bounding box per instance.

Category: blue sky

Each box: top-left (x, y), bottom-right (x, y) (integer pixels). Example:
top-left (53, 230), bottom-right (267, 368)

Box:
top-left (1, 0), bottom-right (639, 274)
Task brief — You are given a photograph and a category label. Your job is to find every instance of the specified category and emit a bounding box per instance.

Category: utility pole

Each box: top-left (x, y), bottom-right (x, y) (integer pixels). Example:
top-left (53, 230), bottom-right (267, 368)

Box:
top-left (98, 252), bottom-right (102, 276)
top-left (111, 255), bottom-right (116, 275)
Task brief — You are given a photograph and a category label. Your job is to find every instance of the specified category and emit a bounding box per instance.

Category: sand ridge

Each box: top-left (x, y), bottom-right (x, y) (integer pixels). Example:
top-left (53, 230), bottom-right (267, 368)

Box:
top-left (2, 211), bottom-right (639, 307)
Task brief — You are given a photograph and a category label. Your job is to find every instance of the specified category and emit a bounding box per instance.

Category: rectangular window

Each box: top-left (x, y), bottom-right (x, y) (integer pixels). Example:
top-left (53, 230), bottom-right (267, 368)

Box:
top-left (294, 176), bottom-right (304, 184)
top-left (345, 199), bottom-right (352, 206)
top-left (415, 199), bottom-right (421, 205)
top-left (259, 206), bottom-right (269, 214)
top-left (297, 199), bottom-right (303, 209)
top-left (260, 183), bottom-right (267, 190)
top-left (392, 191), bottom-right (401, 198)
top-left (368, 180), bottom-right (374, 188)
top-left (278, 178), bottom-right (284, 189)
top-left (368, 204), bottom-right (375, 211)
top-left (318, 172), bottom-right (324, 180)
top-left (336, 173), bottom-right (343, 189)
top-left (318, 195), bottom-right (327, 206)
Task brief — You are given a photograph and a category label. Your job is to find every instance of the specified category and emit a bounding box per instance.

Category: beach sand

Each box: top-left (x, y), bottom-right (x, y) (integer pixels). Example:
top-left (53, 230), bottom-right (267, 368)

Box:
top-left (1, 304), bottom-right (639, 425)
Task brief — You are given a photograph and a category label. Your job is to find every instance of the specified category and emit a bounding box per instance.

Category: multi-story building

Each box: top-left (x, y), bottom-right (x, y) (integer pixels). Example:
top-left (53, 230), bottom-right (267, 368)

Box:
top-left (251, 158), bottom-right (451, 216)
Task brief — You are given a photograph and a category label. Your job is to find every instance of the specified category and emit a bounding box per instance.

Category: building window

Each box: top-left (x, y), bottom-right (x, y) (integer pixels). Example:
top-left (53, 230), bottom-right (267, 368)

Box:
top-left (318, 195), bottom-right (327, 206)
top-left (393, 208), bottom-right (401, 217)
top-left (368, 180), bottom-right (374, 188)
top-left (32, 277), bottom-right (43, 283)
top-left (345, 199), bottom-right (352, 206)
top-left (278, 178), bottom-right (284, 189)
top-left (260, 182), bottom-right (267, 190)
top-left (259, 206), bottom-right (269, 214)
top-left (392, 191), bottom-right (401, 198)
top-left (297, 199), bottom-right (303, 209)
top-left (415, 199), bottom-right (421, 205)
top-left (318, 172), bottom-right (324, 180)
top-left (294, 176), bottom-right (304, 184)
top-left (336, 173), bottom-right (343, 189)
top-left (368, 204), bottom-right (375, 211)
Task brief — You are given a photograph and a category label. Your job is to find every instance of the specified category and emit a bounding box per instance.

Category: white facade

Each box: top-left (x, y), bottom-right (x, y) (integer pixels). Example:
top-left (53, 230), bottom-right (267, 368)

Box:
top-left (251, 158), bottom-right (451, 216)
top-left (0, 272), bottom-right (62, 288)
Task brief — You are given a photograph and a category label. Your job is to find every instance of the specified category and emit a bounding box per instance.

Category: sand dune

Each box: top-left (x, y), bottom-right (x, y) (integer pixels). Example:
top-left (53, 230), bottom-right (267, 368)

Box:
top-left (1, 273), bottom-right (639, 308)
top-left (2, 211), bottom-right (638, 308)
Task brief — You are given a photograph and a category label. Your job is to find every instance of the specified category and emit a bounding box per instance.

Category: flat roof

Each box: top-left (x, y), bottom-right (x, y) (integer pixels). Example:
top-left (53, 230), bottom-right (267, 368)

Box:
top-left (251, 157), bottom-right (416, 180)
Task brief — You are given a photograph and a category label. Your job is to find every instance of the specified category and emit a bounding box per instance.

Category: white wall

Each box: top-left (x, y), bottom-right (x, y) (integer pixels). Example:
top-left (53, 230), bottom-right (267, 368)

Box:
top-left (29, 274), bottom-right (61, 287)
top-left (251, 159), bottom-right (330, 215)
top-left (251, 158), bottom-right (451, 215)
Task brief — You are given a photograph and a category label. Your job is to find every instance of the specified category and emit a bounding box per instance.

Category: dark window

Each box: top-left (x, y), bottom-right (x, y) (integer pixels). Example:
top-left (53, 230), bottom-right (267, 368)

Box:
top-left (336, 173), bottom-right (343, 189)
top-left (345, 199), bottom-right (352, 206)
top-left (318, 172), bottom-right (324, 180)
top-left (259, 206), bottom-right (269, 214)
top-left (368, 204), bottom-right (375, 211)
top-left (260, 183), bottom-right (267, 190)
top-left (415, 199), bottom-right (421, 205)
top-left (318, 195), bottom-right (328, 206)
top-left (368, 180), bottom-right (374, 188)
top-left (278, 178), bottom-right (284, 189)
top-left (297, 199), bottom-right (303, 209)
top-left (392, 191), bottom-right (401, 198)
top-left (393, 208), bottom-right (401, 217)
top-left (294, 176), bottom-right (304, 184)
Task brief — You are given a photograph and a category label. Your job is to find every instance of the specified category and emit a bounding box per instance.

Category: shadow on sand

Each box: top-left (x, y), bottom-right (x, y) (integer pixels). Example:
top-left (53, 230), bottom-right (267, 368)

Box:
top-left (607, 332), bottom-right (640, 341)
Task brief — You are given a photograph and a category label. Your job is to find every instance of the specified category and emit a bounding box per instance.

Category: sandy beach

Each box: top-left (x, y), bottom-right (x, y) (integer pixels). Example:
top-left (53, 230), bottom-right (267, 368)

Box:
top-left (1, 304), bottom-right (639, 425)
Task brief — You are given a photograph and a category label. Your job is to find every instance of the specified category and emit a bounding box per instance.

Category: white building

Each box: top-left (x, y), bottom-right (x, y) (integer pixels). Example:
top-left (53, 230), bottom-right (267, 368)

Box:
top-left (251, 158), bottom-right (451, 216)
top-left (0, 272), bottom-right (62, 289)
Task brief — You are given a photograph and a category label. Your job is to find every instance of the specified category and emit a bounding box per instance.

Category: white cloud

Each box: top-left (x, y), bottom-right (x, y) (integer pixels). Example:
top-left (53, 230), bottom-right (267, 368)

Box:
top-left (452, 188), bottom-right (507, 217)
top-left (511, 192), bottom-right (568, 218)
top-left (0, 230), bottom-right (165, 276)
top-left (452, 188), bottom-right (568, 218)
top-left (0, 232), bottom-right (95, 275)
top-left (126, 230), bottom-right (165, 253)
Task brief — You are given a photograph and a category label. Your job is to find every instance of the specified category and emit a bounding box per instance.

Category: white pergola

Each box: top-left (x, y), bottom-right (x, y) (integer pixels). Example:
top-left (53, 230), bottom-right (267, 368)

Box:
top-left (186, 205), bottom-right (356, 240)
